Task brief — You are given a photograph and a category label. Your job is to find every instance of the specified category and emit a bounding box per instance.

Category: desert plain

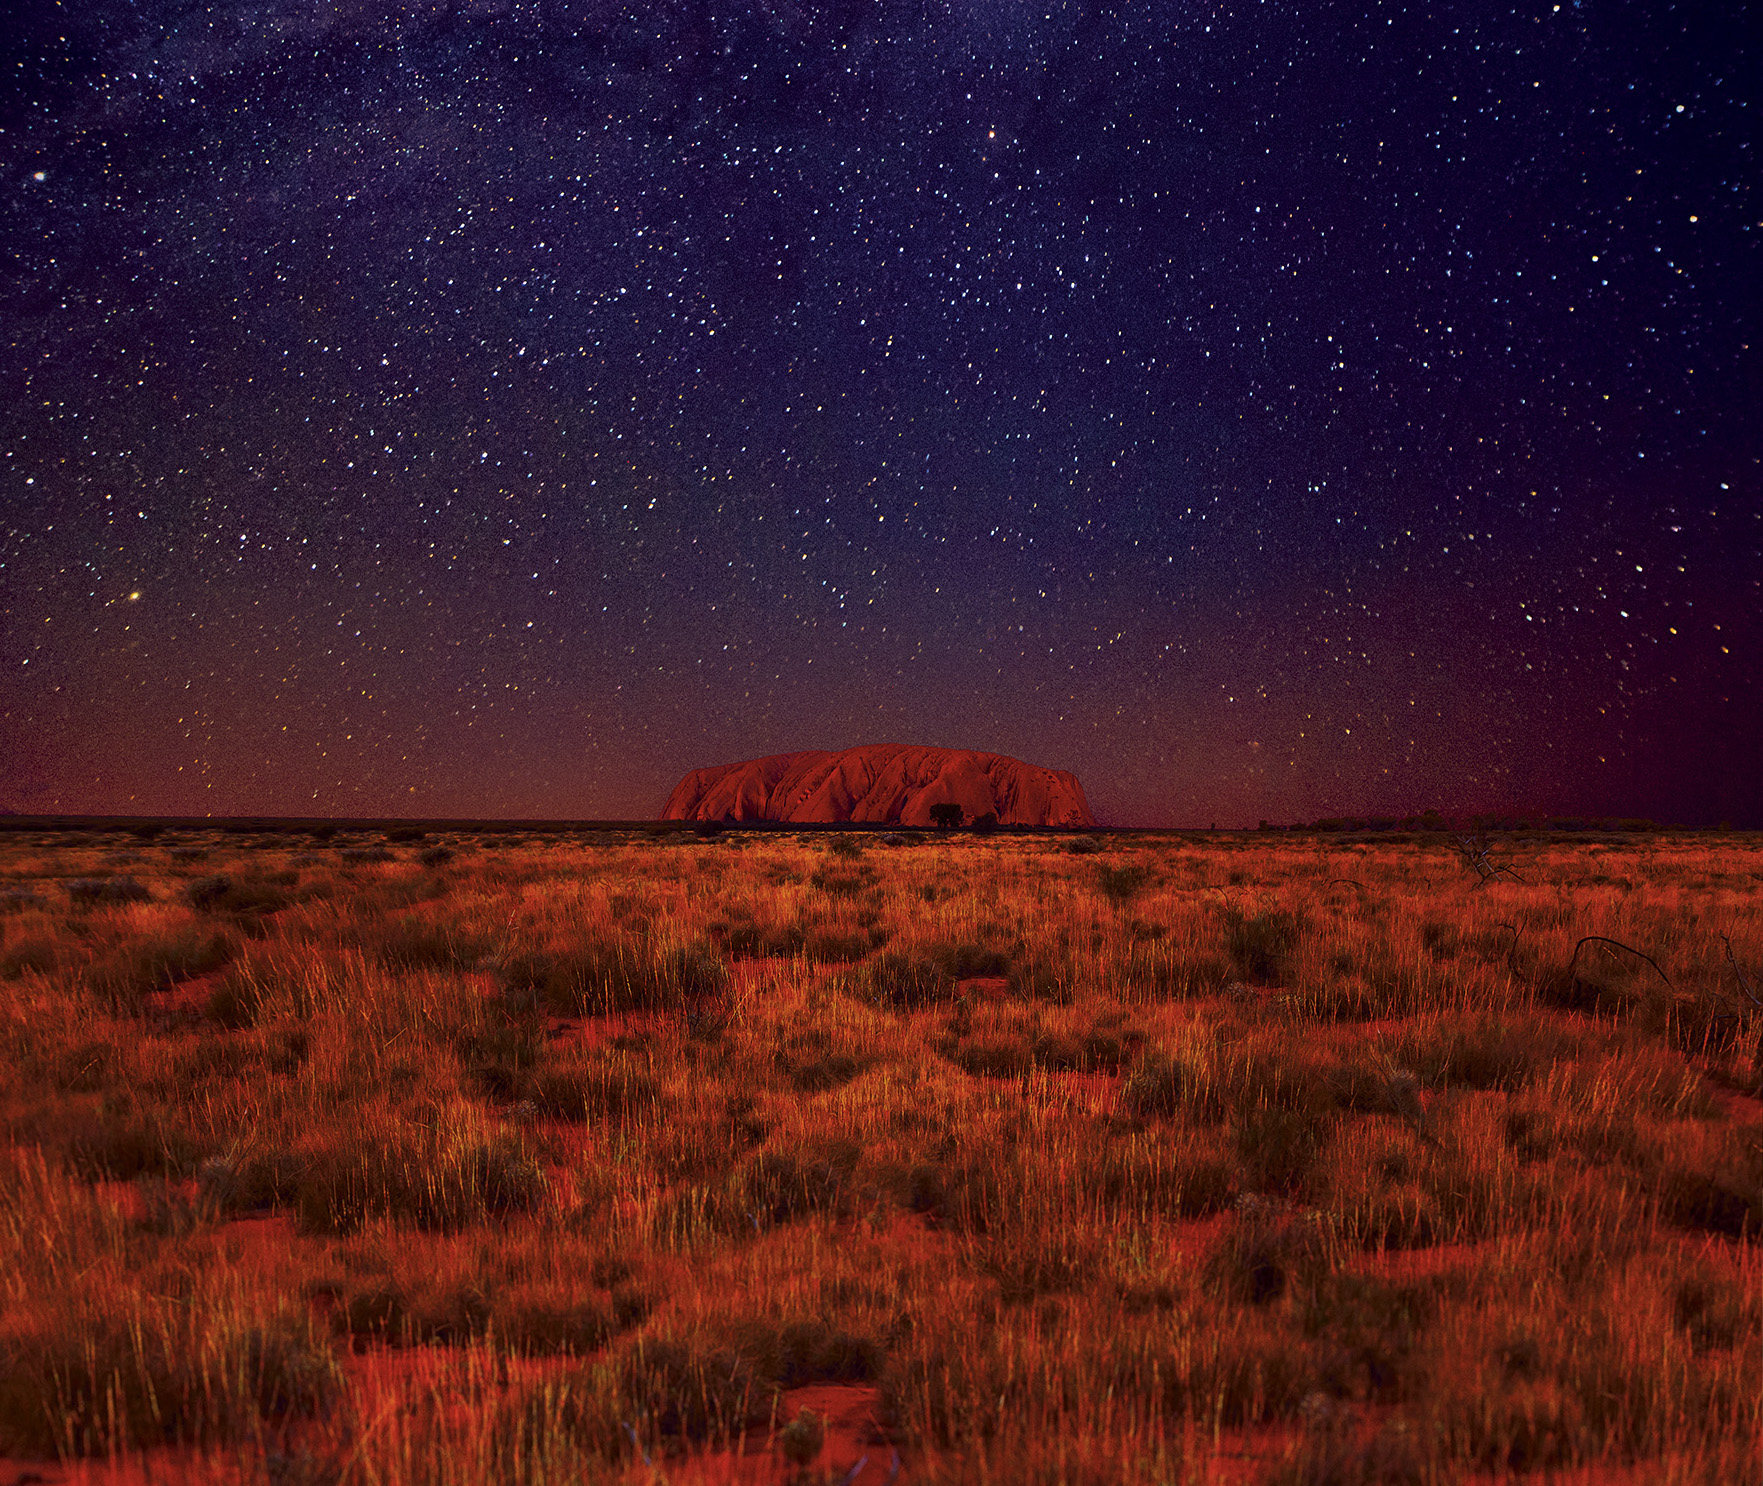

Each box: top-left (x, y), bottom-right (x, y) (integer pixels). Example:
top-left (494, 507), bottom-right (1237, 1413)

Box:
top-left (0, 823), bottom-right (1758, 1485)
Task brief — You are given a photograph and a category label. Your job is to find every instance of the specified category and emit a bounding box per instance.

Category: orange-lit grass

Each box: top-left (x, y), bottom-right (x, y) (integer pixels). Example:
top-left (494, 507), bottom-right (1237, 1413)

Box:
top-left (0, 827), bottom-right (1759, 1482)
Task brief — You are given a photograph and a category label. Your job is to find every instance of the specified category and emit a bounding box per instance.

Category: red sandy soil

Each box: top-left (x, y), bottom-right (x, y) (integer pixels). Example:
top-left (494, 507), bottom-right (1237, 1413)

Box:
top-left (660, 1383), bottom-right (897, 1485)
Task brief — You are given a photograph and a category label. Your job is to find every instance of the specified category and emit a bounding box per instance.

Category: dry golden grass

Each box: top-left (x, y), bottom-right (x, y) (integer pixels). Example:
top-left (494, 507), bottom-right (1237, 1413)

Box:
top-left (0, 824), bottom-right (1759, 1484)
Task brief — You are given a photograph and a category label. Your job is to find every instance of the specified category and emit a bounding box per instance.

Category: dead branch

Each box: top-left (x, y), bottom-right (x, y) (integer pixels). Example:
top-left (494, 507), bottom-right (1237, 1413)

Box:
top-left (1451, 831), bottom-right (1527, 887)
top-left (1565, 935), bottom-right (1672, 989)
top-left (1493, 921), bottom-right (1523, 973)
top-left (1721, 933), bottom-right (1762, 1008)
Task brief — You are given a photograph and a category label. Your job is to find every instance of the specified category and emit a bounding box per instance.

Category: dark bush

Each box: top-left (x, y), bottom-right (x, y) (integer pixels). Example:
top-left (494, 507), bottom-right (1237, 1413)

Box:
top-left (1210, 1194), bottom-right (1335, 1304)
top-left (1225, 907), bottom-right (1304, 983)
top-left (809, 868), bottom-right (869, 898)
top-left (932, 940), bottom-right (1012, 978)
top-left (1236, 1105), bottom-right (1329, 1194)
top-left (802, 928), bottom-right (875, 962)
top-left (1097, 863), bottom-right (1151, 903)
top-left (1271, 1422), bottom-right (1437, 1486)
top-left (527, 1057), bottom-right (661, 1120)
top-left (739, 1318), bottom-right (882, 1387)
top-left (498, 1297), bottom-right (622, 1357)
top-left (340, 846), bottom-right (395, 864)
top-left (0, 1304), bottom-right (341, 1456)
top-left (907, 1157), bottom-right (1007, 1232)
top-left (185, 873), bottom-right (295, 918)
top-left (735, 1140), bottom-right (862, 1227)
top-left (315, 1282), bottom-right (410, 1346)
top-left (1657, 1169), bottom-right (1758, 1239)
top-left (1091, 1143), bottom-right (1237, 1218)
top-left (66, 876), bottom-right (151, 905)
top-left (977, 1229), bottom-right (1101, 1302)
top-left (1006, 954), bottom-right (1074, 1002)
top-left (295, 1128), bottom-right (548, 1235)
top-left (1301, 1273), bottom-right (1436, 1404)
top-left (528, 936), bottom-right (729, 1016)
top-left (1123, 1050), bottom-right (1221, 1121)
top-left (862, 950), bottom-right (958, 1010)
top-left (206, 967), bottom-right (266, 1029)
top-left (619, 1338), bottom-right (771, 1445)
top-left (776, 1034), bottom-right (870, 1093)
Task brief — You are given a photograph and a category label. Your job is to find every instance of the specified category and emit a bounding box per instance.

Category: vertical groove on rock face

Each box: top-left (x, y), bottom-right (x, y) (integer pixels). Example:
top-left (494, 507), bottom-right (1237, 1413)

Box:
top-left (660, 745), bottom-right (1094, 827)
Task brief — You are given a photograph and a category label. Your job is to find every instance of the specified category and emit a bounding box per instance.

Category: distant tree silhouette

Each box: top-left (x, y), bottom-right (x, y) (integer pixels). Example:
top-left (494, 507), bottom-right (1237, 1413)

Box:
top-left (971, 811), bottom-right (999, 833)
top-left (928, 803), bottom-right (965, 829)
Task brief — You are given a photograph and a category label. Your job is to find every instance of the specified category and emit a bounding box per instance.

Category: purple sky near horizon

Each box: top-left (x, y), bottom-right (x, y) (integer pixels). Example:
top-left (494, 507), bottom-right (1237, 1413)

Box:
top-left (2, 0), bottom-right (1757, 826)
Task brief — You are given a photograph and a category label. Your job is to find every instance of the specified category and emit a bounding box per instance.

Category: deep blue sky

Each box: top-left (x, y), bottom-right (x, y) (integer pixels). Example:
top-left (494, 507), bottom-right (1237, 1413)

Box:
top-left (2, 0), bottom-right (1757, 824)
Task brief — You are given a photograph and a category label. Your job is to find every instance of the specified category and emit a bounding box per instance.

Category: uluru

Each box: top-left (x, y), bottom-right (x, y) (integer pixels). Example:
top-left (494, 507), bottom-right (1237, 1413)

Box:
top-left (661, 745), bottom-right (1096, 828)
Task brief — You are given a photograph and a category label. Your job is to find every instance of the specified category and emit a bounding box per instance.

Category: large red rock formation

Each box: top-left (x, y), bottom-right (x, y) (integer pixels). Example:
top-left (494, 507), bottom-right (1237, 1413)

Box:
top-left (661, 745), bottom-right (1095, 828)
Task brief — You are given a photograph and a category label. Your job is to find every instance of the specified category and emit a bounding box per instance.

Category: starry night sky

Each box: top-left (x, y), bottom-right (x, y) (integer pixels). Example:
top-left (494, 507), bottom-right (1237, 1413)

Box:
top-left (2, 0), bottom-right (1757, 826)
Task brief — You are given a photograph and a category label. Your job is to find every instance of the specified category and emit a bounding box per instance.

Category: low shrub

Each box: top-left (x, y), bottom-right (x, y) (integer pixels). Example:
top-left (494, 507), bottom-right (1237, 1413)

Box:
top-left (1235, 1104), bottom-right (1331, 1195)
top-left (527, 1055), bottom-right (662, 1120)
top-left (775, 1027), bottom-right (872, 1093)
top-left (0, 1293), bottom-right (341, 1456)
top-left (1209, 1194), bottom-right (1338, 1304)
top-left (618, 1335), bottom-right (771, 1446)
top-left (65, 876), bottom-right (150, 904)
top-left (84, 923), bottom-right (238, 1008)
top-left (861, 949), bottom-right (957, 1010)
top-left (1097, 862), bottom-right (1151, 903)
top-left (295, 1119), bottom-right (548, 1235)
top-left (1225, 907), bottom-right (1304, 983)
top-left (340, 846), bottom-right (395, 864)
top-left (1122, 1048), bottom-right (1222, 1121)
top-left (184, 872), bottom-right (297, 919)
top-left (525, 934), bottom-right (730, 1015)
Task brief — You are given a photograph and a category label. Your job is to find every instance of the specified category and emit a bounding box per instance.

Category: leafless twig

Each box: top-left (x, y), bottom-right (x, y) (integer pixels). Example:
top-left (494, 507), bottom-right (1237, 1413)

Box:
top-left (1565, 935), bottom-right (1672, 989)
top-left (1493, 921), bottom-right (1523, 974)
top-left (1451, 831), bottom-right (1526, 887)
top-left (1721, 933), bottom-right (1761, 1009)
